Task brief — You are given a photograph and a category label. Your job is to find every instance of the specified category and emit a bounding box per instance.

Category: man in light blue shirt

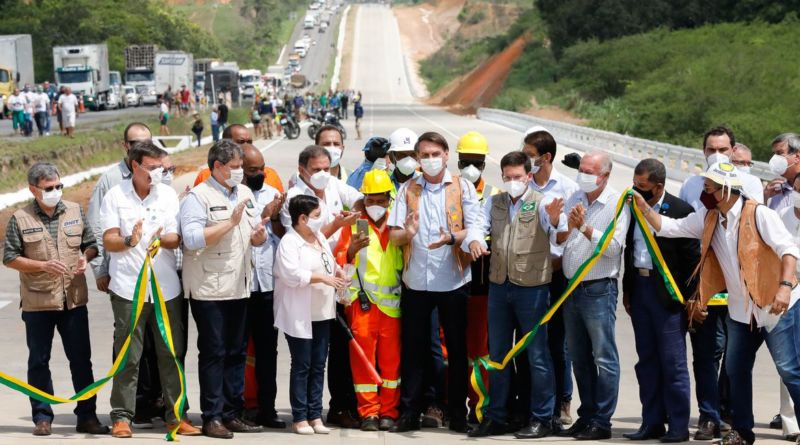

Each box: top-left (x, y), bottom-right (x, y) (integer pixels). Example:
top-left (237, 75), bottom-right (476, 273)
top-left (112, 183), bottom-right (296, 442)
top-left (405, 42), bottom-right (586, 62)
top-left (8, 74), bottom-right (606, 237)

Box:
top-left (387, 131), bottom-right (484, 434)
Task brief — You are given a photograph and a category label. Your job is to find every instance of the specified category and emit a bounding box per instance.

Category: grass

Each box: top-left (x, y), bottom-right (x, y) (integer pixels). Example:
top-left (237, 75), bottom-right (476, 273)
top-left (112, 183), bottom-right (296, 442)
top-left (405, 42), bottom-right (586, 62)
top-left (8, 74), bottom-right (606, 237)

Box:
top-left (0, 108), bottom-right (250, 193)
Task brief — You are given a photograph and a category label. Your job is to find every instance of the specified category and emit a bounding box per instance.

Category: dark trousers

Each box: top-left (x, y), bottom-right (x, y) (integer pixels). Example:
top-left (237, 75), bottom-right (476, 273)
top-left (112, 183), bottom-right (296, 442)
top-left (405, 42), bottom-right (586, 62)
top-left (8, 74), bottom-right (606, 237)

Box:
top-left (422, 308), bottom-right (448, 411)
top-left (190, 298), bottom-right (248, 422)
top-left (34, 111), bottom-right (47, 135)
top-left (400, 285), bottom-right (469, 422)
top-left (23, 306), bottom-right (97, 424)
top-left (248, 291), bottom-right (279, 418)
top-left (328, 303), bottom-right (357, 414)
top-left (630, 274), bottom-right (690, 433)
top-left (286, 321), bottom-right (331, 422)
top-left (689, 306), bottom-right (727, 425)
top-left (548, 270), bottom-right (573, 413)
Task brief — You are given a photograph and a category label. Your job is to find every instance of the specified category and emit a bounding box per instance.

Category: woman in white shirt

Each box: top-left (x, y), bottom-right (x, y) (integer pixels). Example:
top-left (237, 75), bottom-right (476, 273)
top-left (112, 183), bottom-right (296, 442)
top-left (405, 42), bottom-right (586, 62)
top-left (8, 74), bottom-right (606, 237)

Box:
top-left (274, 195), bottom-right (346, 435)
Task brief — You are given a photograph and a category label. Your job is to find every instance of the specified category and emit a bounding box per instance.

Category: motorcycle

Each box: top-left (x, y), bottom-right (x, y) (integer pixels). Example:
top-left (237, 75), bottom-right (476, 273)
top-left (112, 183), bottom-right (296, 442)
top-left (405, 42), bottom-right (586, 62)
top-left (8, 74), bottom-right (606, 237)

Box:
top-left (307, 108), bottom-right (347, 140)
top-left (279, 109), bottom-right (301, 140)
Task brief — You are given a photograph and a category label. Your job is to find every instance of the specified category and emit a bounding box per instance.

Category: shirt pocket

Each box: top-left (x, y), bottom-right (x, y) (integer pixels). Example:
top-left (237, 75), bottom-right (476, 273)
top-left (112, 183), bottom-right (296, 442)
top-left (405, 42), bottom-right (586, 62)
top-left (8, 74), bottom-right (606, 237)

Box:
top-left (118, 205), bottom-right (140, 235)
top-left (63, 225), bottom-right (83, 249)
top-left (209, 206), bottom-right (232, 223)
top-left (201, 258), bottom-right (236, 296)
top-left (21, 229), bottom-right (48, 259)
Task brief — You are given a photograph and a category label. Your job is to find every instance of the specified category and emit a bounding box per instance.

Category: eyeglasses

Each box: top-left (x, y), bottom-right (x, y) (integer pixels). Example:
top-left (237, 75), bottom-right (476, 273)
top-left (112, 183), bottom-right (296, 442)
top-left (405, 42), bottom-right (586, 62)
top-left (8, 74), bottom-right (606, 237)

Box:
top-left (163, 166), bottom-right (176, 174)
top-left (140, 164), bottom-right (163, 172)
top-left (37, 184), bottom-right (64, 192)
top-left (321, 251), bottom-right (333, 274)
top-left (458, 160), bottom-right (485, 170)
top-left (731, 160), bottom-right (753, 167)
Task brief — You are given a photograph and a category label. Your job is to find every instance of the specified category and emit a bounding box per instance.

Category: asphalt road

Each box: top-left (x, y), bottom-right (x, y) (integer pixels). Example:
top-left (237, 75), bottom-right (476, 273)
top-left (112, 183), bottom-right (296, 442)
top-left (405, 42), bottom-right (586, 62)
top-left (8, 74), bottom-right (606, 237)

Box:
top-left (280, 3), bottom-right (343, 91)
top-left (0, 3), bottom-right (787, 444)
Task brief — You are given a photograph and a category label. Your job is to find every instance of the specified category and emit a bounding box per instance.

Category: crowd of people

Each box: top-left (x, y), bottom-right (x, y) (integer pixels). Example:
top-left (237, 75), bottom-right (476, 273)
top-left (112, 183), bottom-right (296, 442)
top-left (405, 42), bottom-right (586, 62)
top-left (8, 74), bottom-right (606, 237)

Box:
top-left (3, 83), bottom-right (81, 138)
top-left (5, 116), bottom-right (800, 445)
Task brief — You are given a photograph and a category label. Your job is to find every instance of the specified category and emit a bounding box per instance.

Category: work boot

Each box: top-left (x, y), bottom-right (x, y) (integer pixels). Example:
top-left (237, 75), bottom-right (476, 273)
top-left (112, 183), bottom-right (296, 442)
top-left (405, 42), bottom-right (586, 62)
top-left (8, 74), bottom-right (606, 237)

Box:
top-left (379, 417), bottom-right (395, 431)
top-left (361, 416), bottom-right (379, 431)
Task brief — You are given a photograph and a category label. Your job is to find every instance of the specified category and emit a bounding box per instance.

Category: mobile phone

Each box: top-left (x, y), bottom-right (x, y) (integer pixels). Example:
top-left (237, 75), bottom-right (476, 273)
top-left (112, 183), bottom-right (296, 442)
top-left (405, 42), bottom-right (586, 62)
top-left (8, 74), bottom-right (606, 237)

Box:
top-left (356, 219), bottom-right (369, 237)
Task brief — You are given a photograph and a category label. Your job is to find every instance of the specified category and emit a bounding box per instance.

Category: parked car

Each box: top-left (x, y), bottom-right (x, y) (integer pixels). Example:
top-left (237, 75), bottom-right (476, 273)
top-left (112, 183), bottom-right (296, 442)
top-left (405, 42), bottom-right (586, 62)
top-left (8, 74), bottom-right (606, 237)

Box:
top-left (107, 91), bottom-right (122, 109)
top-left (125, 85), bottom-right (143, 107)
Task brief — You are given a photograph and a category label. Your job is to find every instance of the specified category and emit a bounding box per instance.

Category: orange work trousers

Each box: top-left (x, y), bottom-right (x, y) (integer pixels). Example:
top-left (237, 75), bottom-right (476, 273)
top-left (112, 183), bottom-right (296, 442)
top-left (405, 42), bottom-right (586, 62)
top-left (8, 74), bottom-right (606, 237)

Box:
top-left (346, 303), bottom-right (401, 419)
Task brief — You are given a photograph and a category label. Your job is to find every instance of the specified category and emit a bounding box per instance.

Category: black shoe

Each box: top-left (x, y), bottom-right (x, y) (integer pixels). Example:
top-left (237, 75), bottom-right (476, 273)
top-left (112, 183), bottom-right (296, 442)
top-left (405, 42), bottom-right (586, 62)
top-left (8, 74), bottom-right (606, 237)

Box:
top-left (468, 418), bottom-right (507, 437)
top-left (575, 425), bottom-right (612, 440)
top-left (76, 418), bottom-right (110, 435)
top-left (557, 421), bottom-right (588, 437)
top-left (695, 420), bottom-right (721, 440)
top-left (660, 431), bottom-right (690, 443)
top-left (256, 414), bottom-right (286, 429)
top-left (223, 418), bottom-right (264, 433)
top-left (514, 420), bottom-right (553, 439)
top-left (379, 417), bottom-right (395, 431)
top-left (361, 416), bottom-right (379, 432)
top-left (327, 410), bottom-right (360, 429)
top-left (203, 419), bottom-right (233, 439)
top-left (623, 424), bottom-right (667, 440)
top-left (449, 418), bottom-right (471, 433)
top-left (389, 415), bottom-right (421, 433)
top-left (771, 414), bottom-right (783, 430)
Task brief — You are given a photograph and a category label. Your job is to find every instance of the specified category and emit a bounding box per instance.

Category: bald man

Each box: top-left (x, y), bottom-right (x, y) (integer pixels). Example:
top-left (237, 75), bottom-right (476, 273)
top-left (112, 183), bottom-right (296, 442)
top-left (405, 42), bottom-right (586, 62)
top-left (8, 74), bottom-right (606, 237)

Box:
top-left (240, 143), bottom-right (286, 428)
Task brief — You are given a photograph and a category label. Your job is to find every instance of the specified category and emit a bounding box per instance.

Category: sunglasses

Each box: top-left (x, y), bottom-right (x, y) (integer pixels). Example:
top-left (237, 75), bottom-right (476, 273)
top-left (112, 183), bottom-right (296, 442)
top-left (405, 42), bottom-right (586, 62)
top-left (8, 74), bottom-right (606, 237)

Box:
top-left (321, 251), bottom-right (333, 275)
top-left (458, 160), bottom-right (485, 170)
top-left (37, 184), bottom-right (64, 192)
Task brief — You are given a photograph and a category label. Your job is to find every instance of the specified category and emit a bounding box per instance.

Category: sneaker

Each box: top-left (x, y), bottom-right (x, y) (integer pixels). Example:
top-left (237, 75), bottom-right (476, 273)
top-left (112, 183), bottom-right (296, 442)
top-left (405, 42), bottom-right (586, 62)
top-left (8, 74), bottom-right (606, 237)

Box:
top-left (421, 406), bottom-right (444, 428)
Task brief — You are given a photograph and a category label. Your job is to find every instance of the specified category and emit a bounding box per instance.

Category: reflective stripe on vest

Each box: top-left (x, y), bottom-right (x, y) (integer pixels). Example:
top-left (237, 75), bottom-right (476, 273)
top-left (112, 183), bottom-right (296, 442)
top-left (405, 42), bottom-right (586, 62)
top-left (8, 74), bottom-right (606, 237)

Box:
top-left (381, 379), bottom-right (400, 389)
top-left (354, 384), bottom-right (378, 393)
top-left (349, 222), bottom-right (402, 317)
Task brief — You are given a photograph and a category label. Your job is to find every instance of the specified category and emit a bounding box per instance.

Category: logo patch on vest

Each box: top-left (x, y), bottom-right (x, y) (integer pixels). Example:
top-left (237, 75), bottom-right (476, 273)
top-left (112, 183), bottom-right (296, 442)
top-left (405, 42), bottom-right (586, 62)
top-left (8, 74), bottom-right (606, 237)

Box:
top-left (209, 206), bottom-right (228, 211)
top-left (520, 202), bottom-right (537, 213)
top-left (63, 219), bottom-right (80, 227)
top-left (21, 227), bottom-right (43, 235)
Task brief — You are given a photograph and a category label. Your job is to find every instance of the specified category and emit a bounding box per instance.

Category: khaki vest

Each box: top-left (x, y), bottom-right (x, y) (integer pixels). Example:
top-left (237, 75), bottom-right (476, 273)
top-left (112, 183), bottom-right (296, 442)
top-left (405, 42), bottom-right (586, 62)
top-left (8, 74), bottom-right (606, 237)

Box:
top-left (693, 199), bottom-right (783, 308)
top-left (488, 190), bottom-right (552, 287)
top-left (402, 176), bottom-right (472, 274)
top-left (14, 201), bottom-right (88, 311)
top-left (182, 181), bottom-right (256, 301)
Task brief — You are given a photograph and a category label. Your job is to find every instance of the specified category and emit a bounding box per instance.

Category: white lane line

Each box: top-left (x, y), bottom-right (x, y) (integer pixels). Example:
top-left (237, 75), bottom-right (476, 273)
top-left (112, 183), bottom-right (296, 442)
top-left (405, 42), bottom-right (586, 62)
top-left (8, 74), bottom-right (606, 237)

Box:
top-left (403, 105), bottom-right (459, 139)
top-left (349, 5), bottom-right (361, 89)
top-left (257, 137), bottom-right (286, 154)
top-left (0, 301), bottom-right (11, 310)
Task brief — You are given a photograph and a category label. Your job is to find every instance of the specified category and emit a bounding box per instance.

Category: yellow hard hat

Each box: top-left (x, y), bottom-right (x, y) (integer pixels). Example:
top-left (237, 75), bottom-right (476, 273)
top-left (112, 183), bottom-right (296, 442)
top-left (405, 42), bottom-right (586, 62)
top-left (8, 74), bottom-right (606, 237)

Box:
top-left (457, 131), bottom-right (489, 155)
top-left (360, 169), bottom-right (394, 195)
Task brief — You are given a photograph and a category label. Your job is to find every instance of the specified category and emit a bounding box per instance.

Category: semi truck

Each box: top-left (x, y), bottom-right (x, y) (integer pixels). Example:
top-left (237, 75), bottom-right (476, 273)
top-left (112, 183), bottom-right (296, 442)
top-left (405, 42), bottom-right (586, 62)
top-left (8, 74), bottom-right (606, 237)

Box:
top-left (205, 63), bottom-right (239, 104)
top-left (52, 44), bottom-right (110, 110)
top-left (125, 44), bottom-right (158, 105)
top-left (0, 34), bottom-right (34, 113)
top-left (155, 51), bottom-right (194, 98)
top-left (239, 69), bottom-right (263, 99)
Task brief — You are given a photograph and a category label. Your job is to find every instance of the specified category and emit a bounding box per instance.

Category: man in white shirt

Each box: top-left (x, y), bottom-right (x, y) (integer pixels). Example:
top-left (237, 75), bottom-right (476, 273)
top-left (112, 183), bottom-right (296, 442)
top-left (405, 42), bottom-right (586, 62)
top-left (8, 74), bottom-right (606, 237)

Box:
top-left (7, 88), bottom-right (26, 135)
top-left (633, 162), bottom-right (800, 445)
top-left (766, 133), bottom-right (800, 211)
top-left (57, 87), bottom-right (79, 137)
top-left (522, 127), bottom-right (579, 425)
top-left (279, 144), bottom-right (364, 429)
top-left (32, 86), bottom-right (50, 136)
top-left (100, 141), bottom-right (199, 438)
top-left (553, 151), bottom-right (630, 440)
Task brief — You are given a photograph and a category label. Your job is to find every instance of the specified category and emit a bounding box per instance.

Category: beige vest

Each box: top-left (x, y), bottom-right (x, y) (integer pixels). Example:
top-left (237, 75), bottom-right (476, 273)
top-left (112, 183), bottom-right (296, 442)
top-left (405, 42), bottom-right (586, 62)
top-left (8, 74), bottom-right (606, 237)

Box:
top-left (488, 190), bottom-right (552, 287)
top-left (14, 201), bottom-right (88, 311)
top-left (182, 181), bottom-right (256, 301)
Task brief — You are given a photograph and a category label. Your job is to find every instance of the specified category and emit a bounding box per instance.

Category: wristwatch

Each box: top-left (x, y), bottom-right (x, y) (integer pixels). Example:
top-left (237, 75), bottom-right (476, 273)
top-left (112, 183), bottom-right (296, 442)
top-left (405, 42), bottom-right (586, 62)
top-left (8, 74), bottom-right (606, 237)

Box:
top-left (779, 280), bottom-right (794, 289)
top-left (124, 235), bottom-right (134, 247)
top-left (579, 223), bottom-right (588, 234)
top-left (446, 232), bottom-right (455, 245)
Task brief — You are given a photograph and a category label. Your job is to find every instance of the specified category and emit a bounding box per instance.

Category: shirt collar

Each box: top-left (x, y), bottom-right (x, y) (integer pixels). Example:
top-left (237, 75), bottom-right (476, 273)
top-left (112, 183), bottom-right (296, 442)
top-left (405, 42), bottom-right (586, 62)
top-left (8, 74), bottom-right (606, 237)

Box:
top-left (119, 159), bottom-right (132, 179)
top-left (208, 175), bottom-right (237, 197)
top-left (725, 196), bottom-right (744, 221)
top-left (121, 179), bottom-right (156, 202)
top-left (587, 185), bottom-right (614, 205)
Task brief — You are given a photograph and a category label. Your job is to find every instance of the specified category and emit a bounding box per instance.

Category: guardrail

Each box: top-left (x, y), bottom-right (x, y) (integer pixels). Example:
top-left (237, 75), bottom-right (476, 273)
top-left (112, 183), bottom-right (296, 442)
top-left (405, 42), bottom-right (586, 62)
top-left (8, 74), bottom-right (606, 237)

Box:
top-left (477, 108), bottom-right (772, 182)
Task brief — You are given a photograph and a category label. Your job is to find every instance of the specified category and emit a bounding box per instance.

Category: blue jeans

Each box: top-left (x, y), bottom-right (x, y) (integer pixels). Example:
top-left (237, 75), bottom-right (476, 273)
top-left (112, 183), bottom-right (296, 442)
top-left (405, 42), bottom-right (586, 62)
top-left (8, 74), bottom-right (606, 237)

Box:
top-left (564, 278), bottom-right (620, 429)
top-left (486, 281), bottom-right (554, 424)
top-left (286, 321), bottom-right (331, 422)
top-left (211, 124), bottom-right (220, 141)
top-left (630, 274), bottom-right (690, 433)
top-left (190, 298), bottom-right (248, 422)
top-left (725, 303), bottom-right (800, 444)
top-left (689, 306), bottom-right (726, 425)
top-left (22, 306), bottom-right (97, 424)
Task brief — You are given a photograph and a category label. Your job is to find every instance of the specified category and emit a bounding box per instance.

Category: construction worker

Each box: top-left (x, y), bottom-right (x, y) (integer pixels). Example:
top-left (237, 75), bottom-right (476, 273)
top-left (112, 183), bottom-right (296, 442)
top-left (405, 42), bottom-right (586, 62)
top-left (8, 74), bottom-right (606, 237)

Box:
top-left (334, 169), bottom-right (402, 432)
top-left (388, 128), bottom-right (420, 192)
top-left (456, 131), bottom-right (499, 422)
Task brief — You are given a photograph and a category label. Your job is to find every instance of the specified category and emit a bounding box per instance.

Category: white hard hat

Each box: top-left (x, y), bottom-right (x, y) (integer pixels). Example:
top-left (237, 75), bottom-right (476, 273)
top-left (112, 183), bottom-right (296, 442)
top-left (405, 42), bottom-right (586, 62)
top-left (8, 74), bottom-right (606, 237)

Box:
top-left (524, 126), bottom-right (549, 136)
top-left (388, 127), bottom-right (418, 152)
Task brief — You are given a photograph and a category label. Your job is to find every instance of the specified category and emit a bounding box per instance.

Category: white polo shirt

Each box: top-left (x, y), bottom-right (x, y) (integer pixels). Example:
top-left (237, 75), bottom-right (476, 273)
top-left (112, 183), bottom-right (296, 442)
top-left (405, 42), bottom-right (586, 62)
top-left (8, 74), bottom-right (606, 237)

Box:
top-left (100, 180), bottom-right (181, 301)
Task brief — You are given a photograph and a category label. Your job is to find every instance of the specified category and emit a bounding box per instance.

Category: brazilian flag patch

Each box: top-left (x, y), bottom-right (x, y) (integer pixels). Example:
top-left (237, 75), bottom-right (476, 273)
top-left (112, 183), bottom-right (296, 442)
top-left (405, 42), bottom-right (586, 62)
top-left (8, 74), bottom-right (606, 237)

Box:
top-left (520, 202), bottom-right (536, 213)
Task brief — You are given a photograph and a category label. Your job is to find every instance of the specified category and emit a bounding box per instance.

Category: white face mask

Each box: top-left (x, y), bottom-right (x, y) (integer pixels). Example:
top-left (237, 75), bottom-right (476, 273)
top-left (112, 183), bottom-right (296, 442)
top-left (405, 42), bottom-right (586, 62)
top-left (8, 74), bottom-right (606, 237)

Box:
top-left (706, 152), bottom-right (730, 167)
top-left (504, 180), bottom-right (528, 199)
top-left (396, 156), bottom-right (418, 176)
top-left (41, 188), bottom-right (62, 208)
top-left (529, 156), bottom-right (542, 174)
top-left (306, 215), bottom-right (325, 233)
top-left (420, 157), bottom-right (444, 177)
top-left (460, 164), bottom-right (482, 184)
top-left (161, 171), bottom-right (173, 185)
top-left (326, 147), bottom-right (342, 167)
top-left (735, 164), bottom-right (751, 174)
top-left (576, 172), bottom-right (600, 193)
top-left (226, 167), bottom-right (243, 187)
top-left (372, 158), bottom-right (388, 171)
top-left (770, 154), bottom-right (790, 176)
top-left (148, 167), bottom-right (163, 187)
top-left (366, 205), bottom-right (387, 222)
top-left (793, 191), bottom-right (800, 209)
top-left (309, 170), bottom-right (331, 190)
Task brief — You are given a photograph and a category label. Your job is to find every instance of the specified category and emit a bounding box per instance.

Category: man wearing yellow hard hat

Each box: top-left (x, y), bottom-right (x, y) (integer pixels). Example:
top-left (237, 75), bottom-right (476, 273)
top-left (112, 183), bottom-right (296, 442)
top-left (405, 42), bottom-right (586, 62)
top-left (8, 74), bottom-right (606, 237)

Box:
top-left (334, 169), bottom-right (403, 432)
top-left (456, 131), bottom-right (499, 423)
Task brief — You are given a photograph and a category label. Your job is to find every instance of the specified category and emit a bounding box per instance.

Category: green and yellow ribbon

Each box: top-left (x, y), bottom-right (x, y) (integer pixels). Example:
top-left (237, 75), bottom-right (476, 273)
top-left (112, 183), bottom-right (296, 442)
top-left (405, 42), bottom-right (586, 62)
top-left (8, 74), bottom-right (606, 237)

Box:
top-left (472, 189), bottom-right (686, 422)
top-left (0, 240), bottom-right (186, 441)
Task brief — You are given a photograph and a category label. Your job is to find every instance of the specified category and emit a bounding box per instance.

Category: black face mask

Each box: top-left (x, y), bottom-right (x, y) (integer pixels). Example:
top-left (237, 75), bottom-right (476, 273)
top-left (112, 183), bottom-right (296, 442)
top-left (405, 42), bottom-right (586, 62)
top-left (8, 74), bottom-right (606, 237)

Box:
top-left (245, 172), bottom-right (265, 191)
top-left (633, 186), bottom-right (655, 202)
top-left (699, 190), bottom-right (719, 210)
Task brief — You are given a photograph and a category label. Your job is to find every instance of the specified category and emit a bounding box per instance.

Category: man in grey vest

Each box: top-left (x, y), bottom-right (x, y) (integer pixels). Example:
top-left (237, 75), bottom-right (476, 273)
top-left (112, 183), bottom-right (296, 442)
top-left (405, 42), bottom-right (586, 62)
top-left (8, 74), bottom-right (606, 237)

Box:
top-left (466, 151), bottom-right (562, 438)
top-left (3, 163), bottom-right (108, 436)
top-left (180, 140), bottom-right (268, 438)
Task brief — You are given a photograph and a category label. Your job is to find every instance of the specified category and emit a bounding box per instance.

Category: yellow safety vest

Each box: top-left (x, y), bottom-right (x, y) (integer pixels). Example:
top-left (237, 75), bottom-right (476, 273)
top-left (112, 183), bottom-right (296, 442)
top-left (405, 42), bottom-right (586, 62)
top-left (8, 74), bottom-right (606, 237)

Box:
top-left (348, 223), bottom-right (403, 318)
